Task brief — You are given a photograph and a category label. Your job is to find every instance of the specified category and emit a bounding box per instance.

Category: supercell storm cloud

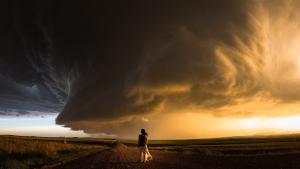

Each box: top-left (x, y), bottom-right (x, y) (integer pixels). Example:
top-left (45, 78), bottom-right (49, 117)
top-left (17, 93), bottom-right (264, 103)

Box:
top-left (1, 0), bottom-right (300, 136)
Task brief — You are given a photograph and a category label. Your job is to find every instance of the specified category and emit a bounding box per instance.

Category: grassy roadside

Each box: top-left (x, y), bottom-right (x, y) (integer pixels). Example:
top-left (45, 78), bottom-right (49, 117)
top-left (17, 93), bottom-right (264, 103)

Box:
top-left (0, 135), bottom-right (116, 169)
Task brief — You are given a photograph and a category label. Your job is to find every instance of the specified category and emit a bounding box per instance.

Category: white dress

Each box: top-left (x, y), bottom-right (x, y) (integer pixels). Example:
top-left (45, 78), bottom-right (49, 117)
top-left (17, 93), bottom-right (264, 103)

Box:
top-left (145, 146), bottom-right (153, 161)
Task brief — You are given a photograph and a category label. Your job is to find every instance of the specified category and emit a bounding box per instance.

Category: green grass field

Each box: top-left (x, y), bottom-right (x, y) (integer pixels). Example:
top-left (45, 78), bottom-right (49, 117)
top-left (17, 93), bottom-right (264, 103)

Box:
top-left (0, 135), bottom-right (116, 169)
top-left (122, 134), bottom-right (300, 156)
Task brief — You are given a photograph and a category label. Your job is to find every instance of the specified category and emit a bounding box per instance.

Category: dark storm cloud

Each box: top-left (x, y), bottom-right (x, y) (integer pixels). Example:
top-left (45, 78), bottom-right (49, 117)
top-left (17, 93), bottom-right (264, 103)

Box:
top-left (0, 1), bottom-right (63, 116)
top-left (2, 0), bottom-right (300, 135)
top-left (51, 0), bottom-right (261, 123)
top-left (17, 110), bottom-right (30, 115)
top-left (52, 0), bottom-right (267, 123)
top-left (0, 75), bottom-right (63, 114)
top-left (0, 1), bottom-right (40, 86)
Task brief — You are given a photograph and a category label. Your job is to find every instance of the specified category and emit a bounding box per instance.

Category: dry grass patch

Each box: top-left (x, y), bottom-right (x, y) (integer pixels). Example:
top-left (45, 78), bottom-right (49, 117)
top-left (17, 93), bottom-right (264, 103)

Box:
top-left (0, 135), bottom-right (115, 169)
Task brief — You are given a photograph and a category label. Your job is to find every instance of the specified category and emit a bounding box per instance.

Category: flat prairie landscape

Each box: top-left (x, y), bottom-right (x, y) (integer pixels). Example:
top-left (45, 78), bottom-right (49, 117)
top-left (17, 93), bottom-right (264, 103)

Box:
top-left (1, 134), bottom-right (300, 168)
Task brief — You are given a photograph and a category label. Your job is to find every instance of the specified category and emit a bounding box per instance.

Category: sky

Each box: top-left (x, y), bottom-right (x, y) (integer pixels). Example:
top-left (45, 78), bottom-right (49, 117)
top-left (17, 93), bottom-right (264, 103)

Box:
top-left (1, 0), bottom-right (300, 139)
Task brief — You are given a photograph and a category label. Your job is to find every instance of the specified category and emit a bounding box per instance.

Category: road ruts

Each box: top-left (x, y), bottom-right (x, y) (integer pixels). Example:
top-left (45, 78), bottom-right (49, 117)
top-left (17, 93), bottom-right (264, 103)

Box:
top-left (52, 141), bottom-right (152, 169)
top-left (52, 141), bottom-right (300, 169)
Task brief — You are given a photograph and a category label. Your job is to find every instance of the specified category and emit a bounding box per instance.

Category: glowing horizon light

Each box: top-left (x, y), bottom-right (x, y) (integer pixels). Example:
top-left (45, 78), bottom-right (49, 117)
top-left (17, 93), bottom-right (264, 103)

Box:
top-left (1, 114), bottom-right (300, 139)
top-left (238, 115), bottom-right (300, 133)
top-left (270, 115), bottom-right (300, 131)
top-left (0, 118), bottom-right (89, 137)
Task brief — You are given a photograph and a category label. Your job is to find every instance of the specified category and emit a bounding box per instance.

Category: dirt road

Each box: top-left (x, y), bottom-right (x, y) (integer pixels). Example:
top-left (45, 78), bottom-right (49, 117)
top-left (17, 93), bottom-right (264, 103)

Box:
top-left (52, 142), bottom-right (300, 169)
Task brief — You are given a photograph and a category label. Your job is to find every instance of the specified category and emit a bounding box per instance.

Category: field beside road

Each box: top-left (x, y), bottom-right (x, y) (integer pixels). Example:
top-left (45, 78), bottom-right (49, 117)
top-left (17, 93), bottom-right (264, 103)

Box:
top-left (123, 133), bottom-right (300, 156)
top-left (2, 134), bottom-right (300, 168)
top-left (0, 135), bottom-right (115, 169)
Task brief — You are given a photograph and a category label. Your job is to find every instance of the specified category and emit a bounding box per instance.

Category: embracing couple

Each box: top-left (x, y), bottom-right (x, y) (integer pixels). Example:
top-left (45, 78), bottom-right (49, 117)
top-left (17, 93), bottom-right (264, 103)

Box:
top-left (138, 129), bottom-right (153, 163)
